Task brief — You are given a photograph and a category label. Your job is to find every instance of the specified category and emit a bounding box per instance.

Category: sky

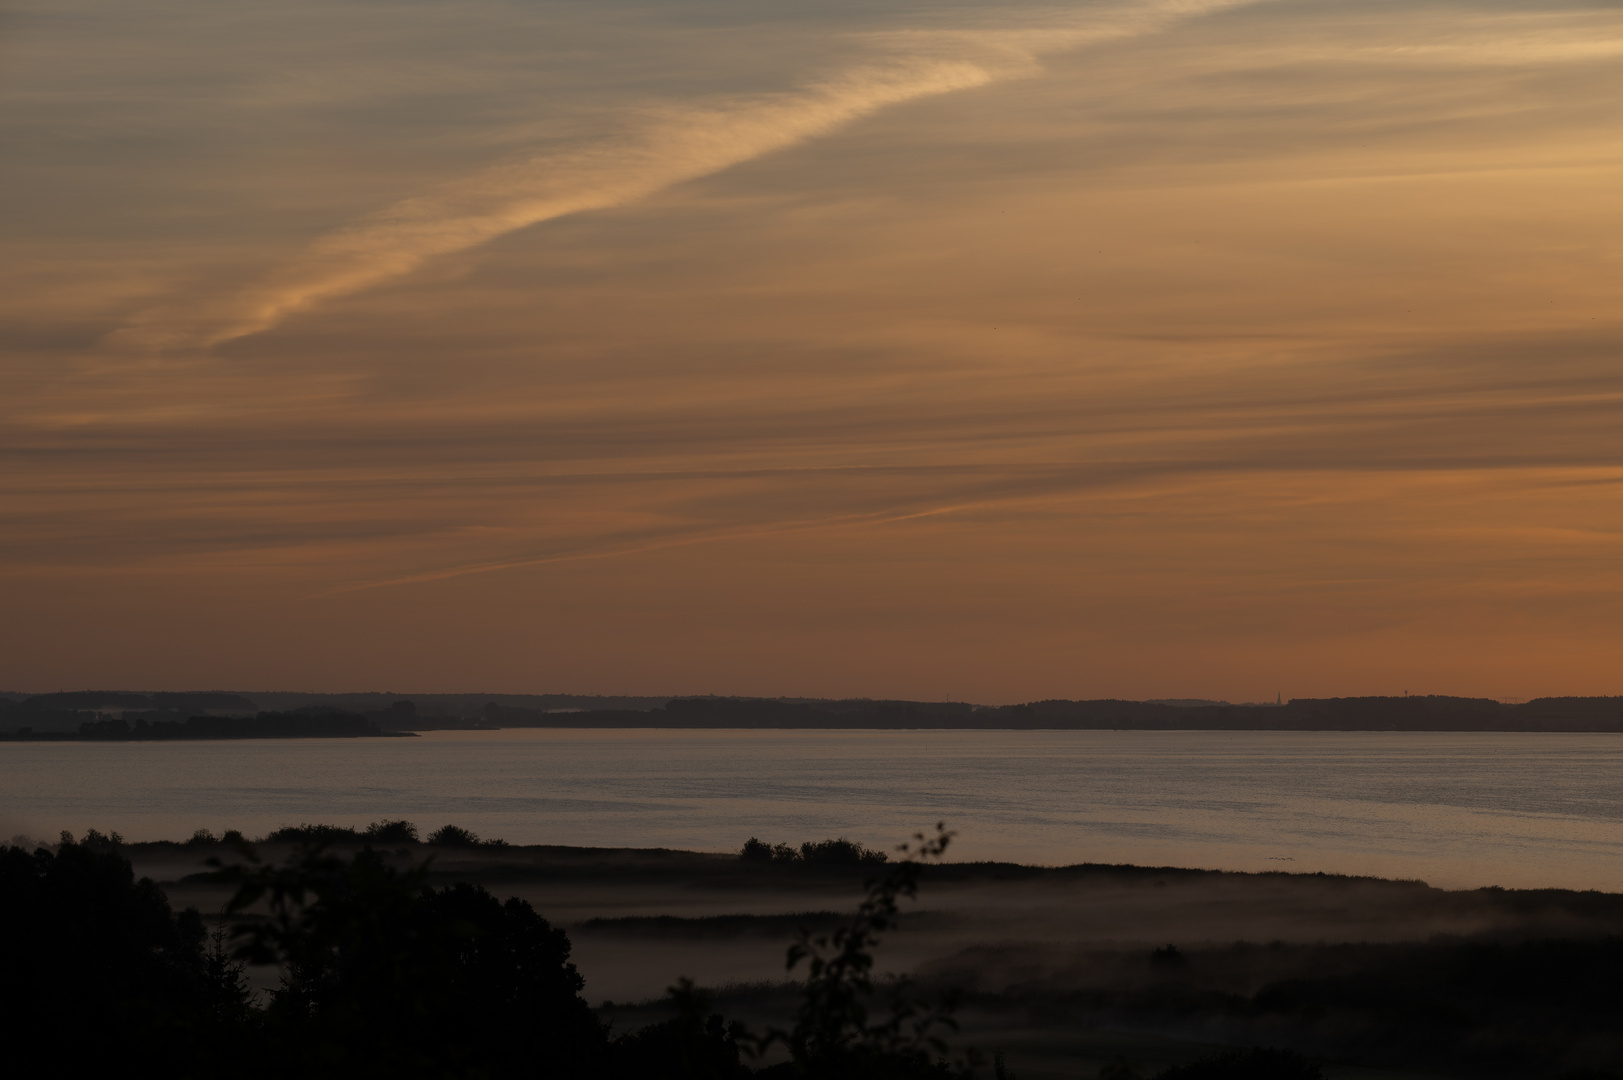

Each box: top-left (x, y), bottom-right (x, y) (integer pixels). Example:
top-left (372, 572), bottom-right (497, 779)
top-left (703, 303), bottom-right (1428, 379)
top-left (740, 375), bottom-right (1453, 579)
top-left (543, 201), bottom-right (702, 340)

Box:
top-left (2, 0), bottom-right (1620, 702)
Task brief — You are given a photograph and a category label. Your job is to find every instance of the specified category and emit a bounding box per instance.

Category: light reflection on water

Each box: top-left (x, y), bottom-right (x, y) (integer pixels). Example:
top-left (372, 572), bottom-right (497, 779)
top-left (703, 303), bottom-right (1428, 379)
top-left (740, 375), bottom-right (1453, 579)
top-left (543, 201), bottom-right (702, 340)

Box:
top-left (3, 729), bottom-right (1621, 890)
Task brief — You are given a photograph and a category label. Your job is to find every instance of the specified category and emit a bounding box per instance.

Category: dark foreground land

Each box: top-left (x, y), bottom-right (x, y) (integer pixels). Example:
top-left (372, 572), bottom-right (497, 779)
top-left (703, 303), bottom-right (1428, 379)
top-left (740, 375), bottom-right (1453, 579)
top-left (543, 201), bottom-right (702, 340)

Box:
top-left (10, 824), bottom-right (1622, 1079)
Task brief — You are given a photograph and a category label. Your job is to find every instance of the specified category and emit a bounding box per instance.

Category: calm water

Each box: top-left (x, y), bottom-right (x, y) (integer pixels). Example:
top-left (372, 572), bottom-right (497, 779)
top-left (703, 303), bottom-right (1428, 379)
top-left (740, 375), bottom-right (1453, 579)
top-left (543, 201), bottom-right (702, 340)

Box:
top-left (4, 730), bottom-right (1621, 890)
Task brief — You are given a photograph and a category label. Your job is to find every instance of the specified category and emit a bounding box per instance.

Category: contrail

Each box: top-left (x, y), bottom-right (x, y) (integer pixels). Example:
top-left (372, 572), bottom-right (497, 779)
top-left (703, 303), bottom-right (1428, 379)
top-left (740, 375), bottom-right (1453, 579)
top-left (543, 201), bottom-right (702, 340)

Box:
top-left (114, 2), bottom-right (1244, 351)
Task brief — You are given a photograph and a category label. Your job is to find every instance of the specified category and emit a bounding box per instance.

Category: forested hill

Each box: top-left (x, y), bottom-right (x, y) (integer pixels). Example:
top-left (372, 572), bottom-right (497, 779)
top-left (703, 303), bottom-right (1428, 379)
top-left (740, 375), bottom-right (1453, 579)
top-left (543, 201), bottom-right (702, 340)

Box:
top-left (5, 691), bottom-right (1621, 735)
top-left (476, 694), bottom-right (1623, 732)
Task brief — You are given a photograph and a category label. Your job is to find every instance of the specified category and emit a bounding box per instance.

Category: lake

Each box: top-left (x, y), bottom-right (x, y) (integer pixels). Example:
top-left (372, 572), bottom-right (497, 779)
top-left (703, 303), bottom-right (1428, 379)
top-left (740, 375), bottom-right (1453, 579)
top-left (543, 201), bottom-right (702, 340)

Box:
top-left (4, 729), bottom-right (1621, 890)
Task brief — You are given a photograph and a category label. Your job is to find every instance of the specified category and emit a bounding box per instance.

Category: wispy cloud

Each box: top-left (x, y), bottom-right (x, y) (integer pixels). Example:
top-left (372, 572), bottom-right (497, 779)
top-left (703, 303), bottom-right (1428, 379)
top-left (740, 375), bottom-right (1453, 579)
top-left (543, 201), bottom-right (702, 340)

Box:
top-left (113, 1), bottom-right (1242, 351)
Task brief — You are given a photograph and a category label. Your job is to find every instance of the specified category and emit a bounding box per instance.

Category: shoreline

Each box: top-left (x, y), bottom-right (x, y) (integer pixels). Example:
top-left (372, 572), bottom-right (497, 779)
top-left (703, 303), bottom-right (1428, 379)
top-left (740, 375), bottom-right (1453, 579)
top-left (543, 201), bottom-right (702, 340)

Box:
top-left (8, 725), bottom-right (1623, 741)
top-left (54, 834), bottom-right (1615, 901)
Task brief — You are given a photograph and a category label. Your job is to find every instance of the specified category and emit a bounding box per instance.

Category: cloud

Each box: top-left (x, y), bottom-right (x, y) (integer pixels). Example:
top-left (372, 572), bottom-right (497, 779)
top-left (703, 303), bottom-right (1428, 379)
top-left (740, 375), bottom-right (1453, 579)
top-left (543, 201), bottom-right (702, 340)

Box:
top-left (108, 60), bottom-right (996, 350)
top-left (111, 1), bottom-right (1245, 351)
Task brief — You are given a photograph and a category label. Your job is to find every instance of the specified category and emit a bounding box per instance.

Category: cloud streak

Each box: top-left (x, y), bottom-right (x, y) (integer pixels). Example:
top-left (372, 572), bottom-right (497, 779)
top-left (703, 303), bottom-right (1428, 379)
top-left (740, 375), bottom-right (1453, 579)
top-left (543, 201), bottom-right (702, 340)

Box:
top-left (112, 61), bottom-right (994, 350)
top-left (115, 1), bottom-right (1242, 350)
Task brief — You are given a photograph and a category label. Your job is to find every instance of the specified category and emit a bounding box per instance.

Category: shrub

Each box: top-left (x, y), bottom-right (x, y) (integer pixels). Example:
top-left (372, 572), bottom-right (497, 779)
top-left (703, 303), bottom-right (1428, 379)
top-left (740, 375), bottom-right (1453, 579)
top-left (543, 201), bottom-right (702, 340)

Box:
top-left (80, 828), bottom-right (124, 851)
top-left (753, 823), bottom-right (963, 1077)
top-left (741, 837), bottom-right (887, 865)
top-left (363, 819), bottom-right (419, 844)
top-left (609, 978), bottom-right (748, 1079)
top-left (428, 824), bottom-right (482, 847)
top-left (263, 823), bottom-right (359, 844)
top-left (799, 837), bottom-right (888, 866)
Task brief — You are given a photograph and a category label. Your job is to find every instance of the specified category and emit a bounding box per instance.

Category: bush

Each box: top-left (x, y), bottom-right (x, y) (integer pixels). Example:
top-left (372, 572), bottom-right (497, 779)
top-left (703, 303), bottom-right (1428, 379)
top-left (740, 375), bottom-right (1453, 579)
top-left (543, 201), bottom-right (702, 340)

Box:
top-left (363, 819), bottom-right (419, 844)
top-left (799, 837), bottom-right (888, 866)
top-left (426, 824), bottom-right (510, 847)
top-left (428, 824), bottom-right (482, 847)
top-left (753, 823), bottom-right (963, 1078)
top-left (263, 823), bottom-right (360, 844)
top-left (740, 837), bottom-right (888, 865)
top-left (1150, 944), bottom-right (1186, 968)
top-left (609, 979), bottom-right (748, 1079)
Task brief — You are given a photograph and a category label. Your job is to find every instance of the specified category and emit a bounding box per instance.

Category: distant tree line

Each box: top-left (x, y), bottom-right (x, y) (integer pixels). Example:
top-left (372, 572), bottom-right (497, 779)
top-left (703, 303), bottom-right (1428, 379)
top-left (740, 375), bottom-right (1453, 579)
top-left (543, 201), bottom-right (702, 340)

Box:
top-left (8, 692), bottom-right (1623, 736)
top-left (468, 695), bottom-right (1623, 733)
top-left (0, 695), bottom-right (425, 739)
top-left (123, 820), bottom-right (510, 849)
top-left (69, 711), bottom-right (409, 740)
top-left (740, 837), bottom-right (889, 865)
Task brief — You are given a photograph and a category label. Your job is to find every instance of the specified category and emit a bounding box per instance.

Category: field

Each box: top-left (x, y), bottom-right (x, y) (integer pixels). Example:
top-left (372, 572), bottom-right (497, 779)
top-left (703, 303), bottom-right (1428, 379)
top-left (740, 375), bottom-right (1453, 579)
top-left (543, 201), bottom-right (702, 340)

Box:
top-left (139, 840), bottom-right (1623, 1079)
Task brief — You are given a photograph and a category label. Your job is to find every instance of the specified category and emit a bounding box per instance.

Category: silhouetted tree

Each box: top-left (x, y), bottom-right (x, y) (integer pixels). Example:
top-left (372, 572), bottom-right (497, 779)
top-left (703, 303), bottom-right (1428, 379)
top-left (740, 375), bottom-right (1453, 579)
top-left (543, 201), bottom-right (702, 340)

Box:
top-left (212, 841), bottom-right (606, 1077)
top-left (611, 978), bottom-right (750, 1079)
top-left (428, 822), bottom-right (482, 847)
top-left (1149, 944), bottom-right (1187, 968)
top-left (798, 837), bottom-right (887, 866)
top-left (739, 836), bottom-right (886, 865)
top-left (362, 818), bottom-right (419, 844)
top-left (263, 822), bottom-right (360, 844)
top-left (0, 836), bottom-right (243, 1072)
top-left (751, 823), bottom-right (970, 1078)
top-left (80, 826), bottom-right (124, 850)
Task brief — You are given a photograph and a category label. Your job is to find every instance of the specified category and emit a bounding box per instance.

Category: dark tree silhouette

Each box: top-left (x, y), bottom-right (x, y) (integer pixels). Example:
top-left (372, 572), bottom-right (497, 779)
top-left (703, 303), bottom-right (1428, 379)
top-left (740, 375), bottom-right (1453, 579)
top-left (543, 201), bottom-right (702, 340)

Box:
top-left (0, 836), bottom-right (246, 1072)
top-left (211, 841), bottom-right (606, 1077)
top-left (610, 978), bottom-right (750, 1080)
top-left (361, 818), bottom-right (419, 844)
top-left (738, 836), bottom-right (887, 865)
top-left (751, 823), bottom-right (971, 1079)
top-left (740, 837), bottom-right (775, 862)
top-left (797, 837), bottom-right (888, 866)
top-left (428, 822), bottom-right (483, 846)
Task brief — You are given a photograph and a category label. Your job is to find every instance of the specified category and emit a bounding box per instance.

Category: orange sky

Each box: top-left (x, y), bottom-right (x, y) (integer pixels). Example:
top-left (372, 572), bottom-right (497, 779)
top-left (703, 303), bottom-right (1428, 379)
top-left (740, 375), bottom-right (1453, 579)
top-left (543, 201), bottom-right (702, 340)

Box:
top-left (2, 0), bottom-right (1620, 701)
